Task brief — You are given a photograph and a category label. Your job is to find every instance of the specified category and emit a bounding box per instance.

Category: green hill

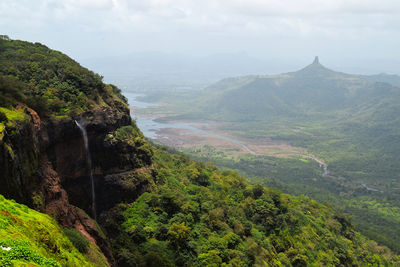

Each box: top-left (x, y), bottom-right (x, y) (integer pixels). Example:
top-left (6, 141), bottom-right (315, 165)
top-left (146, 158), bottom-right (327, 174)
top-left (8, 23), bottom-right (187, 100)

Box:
top-left (0, 35), bottom-right (127, 119)
top-left (147, 57), bottom-right (400, 252)
top-left (103, 143), bottom-right (399, 266)
top-left (0, 194), bottom-right (106, 266)
top-left (187, 57), bottom-right (399, 122)
top-left (0, 38), bottom-right (399, 266)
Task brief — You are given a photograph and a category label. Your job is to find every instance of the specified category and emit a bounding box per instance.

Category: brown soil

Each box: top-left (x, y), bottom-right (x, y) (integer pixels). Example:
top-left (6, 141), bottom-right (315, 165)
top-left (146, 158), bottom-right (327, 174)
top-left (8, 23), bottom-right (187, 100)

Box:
top-left (152, 122), bottom-right (307, 159)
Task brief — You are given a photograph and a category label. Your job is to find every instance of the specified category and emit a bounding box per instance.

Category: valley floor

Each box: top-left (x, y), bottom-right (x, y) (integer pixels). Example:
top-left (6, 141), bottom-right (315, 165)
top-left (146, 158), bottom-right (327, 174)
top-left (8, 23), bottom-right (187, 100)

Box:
top-left (128, 92), bottom-right (400, 253)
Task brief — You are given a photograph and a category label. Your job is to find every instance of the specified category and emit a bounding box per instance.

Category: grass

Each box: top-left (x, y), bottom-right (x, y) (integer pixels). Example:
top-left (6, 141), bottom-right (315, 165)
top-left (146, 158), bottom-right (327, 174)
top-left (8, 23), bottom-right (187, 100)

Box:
top-left (0, 194), bottom-right (96, 266)
top-left (0, 107), bottom-right (28, 127)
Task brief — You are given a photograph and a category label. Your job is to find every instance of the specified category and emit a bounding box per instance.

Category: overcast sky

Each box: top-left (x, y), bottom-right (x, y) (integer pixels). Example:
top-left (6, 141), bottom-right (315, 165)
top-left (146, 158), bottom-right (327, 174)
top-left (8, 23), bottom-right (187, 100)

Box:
top-left (2, 0), bottom-right (400, 74)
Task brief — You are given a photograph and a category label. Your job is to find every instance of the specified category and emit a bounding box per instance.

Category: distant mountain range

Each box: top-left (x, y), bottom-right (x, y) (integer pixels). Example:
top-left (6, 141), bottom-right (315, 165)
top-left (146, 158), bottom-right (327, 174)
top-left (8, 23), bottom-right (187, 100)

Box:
top-left (82, 52), bottom-right (400, 92)
top-left (3, 38), bottom-right (399, 265)
top-left (156, 57), bottom-right (400, 251)
top-left (186, 57), bottom-right (400, 123)
top-left (82, 52), bottom-right (271, 90)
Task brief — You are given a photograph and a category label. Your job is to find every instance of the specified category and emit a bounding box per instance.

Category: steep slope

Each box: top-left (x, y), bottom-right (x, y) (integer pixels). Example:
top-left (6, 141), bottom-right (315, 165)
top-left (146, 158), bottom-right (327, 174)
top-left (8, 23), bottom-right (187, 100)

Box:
top-left (0, 194), bottom-right (105, 266)
top-left (102, 144), bottom-right (399, 266)
top-left (0, 37), bottom-right (141, 264)
top-left (0, 38), bottom-right (399, 266)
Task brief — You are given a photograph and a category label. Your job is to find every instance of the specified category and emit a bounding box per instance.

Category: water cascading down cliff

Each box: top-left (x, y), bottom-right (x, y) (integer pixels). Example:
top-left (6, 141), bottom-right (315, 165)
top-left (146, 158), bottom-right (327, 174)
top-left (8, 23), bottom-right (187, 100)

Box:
top-left (75, 120), bottom-right (96, 220)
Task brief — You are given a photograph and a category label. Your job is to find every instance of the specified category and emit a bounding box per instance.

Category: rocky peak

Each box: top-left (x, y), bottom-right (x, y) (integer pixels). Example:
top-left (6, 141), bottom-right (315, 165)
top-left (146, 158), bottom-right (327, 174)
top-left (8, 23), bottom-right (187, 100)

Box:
top-left (293, 56), bottom-right (337, 77)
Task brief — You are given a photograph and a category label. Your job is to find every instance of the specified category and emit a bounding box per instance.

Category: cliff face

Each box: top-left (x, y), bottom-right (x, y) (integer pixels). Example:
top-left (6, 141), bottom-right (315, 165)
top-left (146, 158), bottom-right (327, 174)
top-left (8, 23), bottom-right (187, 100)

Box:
top-left (0, 103), bottom-right (153, 265)
top-left (1, 39), bottom-right (400, 266)
top-left (0, 38), bottom-right (158, 265)
top-left (43, 106), bottom-right (132, 213)
top-left (0, 107), bottom-right (40, 204)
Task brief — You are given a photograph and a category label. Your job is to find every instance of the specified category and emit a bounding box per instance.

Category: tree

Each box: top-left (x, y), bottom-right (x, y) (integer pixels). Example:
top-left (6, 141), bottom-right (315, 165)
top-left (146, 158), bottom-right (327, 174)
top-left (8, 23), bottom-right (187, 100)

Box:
top-left (168, 222), bottom-right (191, 248)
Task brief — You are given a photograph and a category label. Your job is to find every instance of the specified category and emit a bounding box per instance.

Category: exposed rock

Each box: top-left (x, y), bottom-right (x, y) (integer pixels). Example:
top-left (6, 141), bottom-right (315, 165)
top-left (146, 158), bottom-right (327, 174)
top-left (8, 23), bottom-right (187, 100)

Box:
top-left (0, 113), bottom-right (40, 203)
top-left (0, 104), bottom-right (134, 266)
top-left (39, 155), bottom-right (113, 264)
top-left (98, 168), bottom-right (155, 213)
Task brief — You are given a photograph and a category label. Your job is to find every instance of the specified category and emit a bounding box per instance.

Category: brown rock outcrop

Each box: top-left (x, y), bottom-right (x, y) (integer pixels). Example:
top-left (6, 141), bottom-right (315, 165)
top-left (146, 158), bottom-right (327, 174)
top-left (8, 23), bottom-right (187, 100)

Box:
top-left (0, 103), bottom-right (138, 266)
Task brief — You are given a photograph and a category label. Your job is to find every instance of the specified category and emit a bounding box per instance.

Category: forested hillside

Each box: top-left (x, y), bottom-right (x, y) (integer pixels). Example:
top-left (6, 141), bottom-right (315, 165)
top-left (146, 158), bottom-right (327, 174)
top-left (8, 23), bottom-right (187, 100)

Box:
top-left (0, 38), bottom-right (399, 266)
top-left (0, 35), bottom-right (127, 118)
top-left (133, 57), bottom-right (400, 252)
top-left (103, 141), bottom-right (399, 266)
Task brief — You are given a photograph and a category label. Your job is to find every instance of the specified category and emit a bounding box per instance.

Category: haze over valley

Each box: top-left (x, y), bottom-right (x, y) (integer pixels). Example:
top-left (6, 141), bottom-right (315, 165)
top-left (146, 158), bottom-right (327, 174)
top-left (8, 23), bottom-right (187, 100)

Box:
top-left (129, 57), bottom-right (400, 251)
top-left (2, 0), bottom-right (400, 266)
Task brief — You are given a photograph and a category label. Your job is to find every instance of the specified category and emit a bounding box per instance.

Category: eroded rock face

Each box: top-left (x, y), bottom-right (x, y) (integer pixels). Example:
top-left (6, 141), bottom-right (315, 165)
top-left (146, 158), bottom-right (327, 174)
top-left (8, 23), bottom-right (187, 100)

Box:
top-left (97, 168), bottom-right (154, 213)
top-left (0, 108), bottom-right (40, 203)
top-left (0, 104), bottom-right (148, 266)
top-left (39, 155), bottom-right (113, 264)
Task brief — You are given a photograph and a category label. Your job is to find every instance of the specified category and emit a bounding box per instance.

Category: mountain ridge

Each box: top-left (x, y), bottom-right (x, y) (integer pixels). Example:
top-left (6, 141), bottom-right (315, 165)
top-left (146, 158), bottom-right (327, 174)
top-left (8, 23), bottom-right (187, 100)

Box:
top-left (187, 57), bottom-right (400, 123)
top-left (1, 38), bottom-right (399, 266)
top-left (149, 56), bottom-right (400, 252)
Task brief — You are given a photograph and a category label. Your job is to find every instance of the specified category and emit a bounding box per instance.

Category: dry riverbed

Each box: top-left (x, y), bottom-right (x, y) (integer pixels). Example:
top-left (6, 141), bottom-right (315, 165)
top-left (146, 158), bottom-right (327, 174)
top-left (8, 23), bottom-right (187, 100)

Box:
top-left (151, 121), bottom-right (308, 158)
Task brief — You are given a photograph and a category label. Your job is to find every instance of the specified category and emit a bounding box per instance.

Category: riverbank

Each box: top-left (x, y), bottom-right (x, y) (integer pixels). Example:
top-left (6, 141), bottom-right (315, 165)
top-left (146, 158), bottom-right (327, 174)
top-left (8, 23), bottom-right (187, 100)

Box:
top-left (126, 91), bottom-right (382, 193)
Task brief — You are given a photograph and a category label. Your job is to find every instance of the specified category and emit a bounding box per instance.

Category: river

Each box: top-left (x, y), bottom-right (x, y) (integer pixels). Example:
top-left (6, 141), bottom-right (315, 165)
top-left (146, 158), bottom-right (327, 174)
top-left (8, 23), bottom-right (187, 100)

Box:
top-left (125, 91), bottom-right (381, 192)
top-left (125, 92), bottom-right (254, 153)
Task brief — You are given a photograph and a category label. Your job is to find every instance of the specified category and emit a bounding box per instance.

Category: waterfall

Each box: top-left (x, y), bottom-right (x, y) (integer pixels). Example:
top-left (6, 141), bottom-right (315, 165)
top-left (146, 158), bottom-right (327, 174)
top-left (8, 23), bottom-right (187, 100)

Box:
top-left (75, 120), bottom-right (96, 220)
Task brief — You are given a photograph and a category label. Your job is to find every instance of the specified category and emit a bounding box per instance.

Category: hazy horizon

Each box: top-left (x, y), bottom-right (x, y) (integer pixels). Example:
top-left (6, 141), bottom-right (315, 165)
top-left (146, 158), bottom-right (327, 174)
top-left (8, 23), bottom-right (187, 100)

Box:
top-left (2, 0), bottom-right (400, 80)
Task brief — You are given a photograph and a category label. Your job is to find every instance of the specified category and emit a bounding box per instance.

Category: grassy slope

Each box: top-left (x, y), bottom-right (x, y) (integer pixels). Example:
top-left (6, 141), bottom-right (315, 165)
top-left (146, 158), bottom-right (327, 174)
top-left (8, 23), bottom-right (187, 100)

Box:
top-left (0, 194), bottom-right (98, 267)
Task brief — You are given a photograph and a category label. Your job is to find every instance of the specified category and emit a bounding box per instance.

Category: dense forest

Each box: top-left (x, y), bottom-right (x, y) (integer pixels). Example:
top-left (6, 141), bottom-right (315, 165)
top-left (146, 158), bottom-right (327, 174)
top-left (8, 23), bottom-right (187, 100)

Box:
top-left (0, 37), bottom-right (399, 266)
top-left (136, 58), bottom-right (400, 253)
top-left (0, 35), bottom-right (127, 118)
top-left (103, 137), bottom-right (399, 266)
top-left (181, 146), bottom-right (400, 252)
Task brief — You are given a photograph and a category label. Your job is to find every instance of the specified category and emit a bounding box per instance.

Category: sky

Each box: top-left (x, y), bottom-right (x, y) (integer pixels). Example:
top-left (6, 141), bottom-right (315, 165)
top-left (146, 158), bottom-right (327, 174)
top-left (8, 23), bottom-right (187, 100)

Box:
top-left (2, 0), bottom-right (400, 75)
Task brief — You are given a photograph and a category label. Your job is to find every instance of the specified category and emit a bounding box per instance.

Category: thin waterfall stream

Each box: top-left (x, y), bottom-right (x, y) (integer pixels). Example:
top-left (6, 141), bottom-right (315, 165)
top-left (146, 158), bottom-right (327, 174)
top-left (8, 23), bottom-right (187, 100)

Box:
top-left (75, 120), bottom-right (96, 220)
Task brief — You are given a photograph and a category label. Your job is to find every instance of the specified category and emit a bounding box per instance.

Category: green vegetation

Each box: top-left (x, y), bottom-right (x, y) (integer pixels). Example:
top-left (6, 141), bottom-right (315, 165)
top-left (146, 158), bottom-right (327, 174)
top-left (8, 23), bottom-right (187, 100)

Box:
top-left (0, 37), bottom-right (127, 118)
top-left (179, 146), bottom-right (400, 252)
top-left (0, 194), bottom-right (93, 266)
top-left (0, 107), bottom-right (28, 126)
top-left (1, 37), bottom-right (399, 266)
top-left (63, 228), bottom-right (90, 254)
top-left (139, 59), bottom-right (400, 252)
top-left (0, 240), bottom-right (59, 267)
top-left (104, 144), bottom-right (399, 266)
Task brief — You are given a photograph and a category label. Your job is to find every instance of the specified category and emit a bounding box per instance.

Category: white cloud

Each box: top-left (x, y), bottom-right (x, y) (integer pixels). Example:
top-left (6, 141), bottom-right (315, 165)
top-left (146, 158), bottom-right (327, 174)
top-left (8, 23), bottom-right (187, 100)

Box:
top-left (64, 0), bottom-right (114, 9)
top-left (1, 0), bottom-right (400, 72)
top-left (3, 0), bottom-right (400, 34)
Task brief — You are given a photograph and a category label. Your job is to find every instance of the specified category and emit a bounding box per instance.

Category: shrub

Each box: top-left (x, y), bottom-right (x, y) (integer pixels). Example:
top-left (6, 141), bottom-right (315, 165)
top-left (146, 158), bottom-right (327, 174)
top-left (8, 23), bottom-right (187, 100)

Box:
top-left (126, 224), bottom-right (147, 244)
top-left (144, 251), bottom-right (175, 267)
top-left (26, 95), bottom-right (50, 117)
top-left (63, 228), bottom-right (90, 254)
top-left (0, 240), bottom-right (59, 267)
top-left (168, 222), bottom-right (191, 248)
